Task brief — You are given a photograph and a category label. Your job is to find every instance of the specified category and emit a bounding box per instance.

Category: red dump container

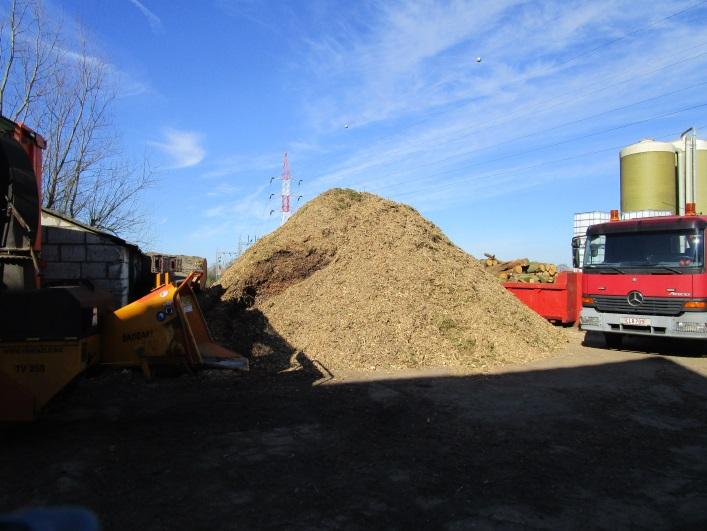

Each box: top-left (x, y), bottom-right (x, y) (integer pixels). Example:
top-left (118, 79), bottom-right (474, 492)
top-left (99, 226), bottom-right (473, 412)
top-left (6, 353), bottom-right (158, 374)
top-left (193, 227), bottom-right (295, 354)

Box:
top-left (503, 271), bottom-right (582, 325)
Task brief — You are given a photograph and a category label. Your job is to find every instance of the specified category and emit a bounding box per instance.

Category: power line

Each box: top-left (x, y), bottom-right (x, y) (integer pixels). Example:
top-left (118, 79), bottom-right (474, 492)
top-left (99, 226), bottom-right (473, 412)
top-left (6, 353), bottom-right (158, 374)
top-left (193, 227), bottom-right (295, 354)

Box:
top-left (368, 98), bottom-right (707, 196)
top-left (392, 122), bottom-right (707, 202)
top-left (366, 81), bottom-right (707, 195)
top-left (333, 0), bottom-right (707, 85)
top-left (255, 2), bottom-right (707, 223)
top-left (405, 0), bottom-right (707, 128)
top-left (409, 46), bottom-right (707, 162)
top-left (541, 0), bottom-right (707, 72)
top-left (303, 43), bottom-right (707, 186)
top-left (348, 101), bottom-right (707, 199)
top-left (314, 0), bottom-right (707, 149)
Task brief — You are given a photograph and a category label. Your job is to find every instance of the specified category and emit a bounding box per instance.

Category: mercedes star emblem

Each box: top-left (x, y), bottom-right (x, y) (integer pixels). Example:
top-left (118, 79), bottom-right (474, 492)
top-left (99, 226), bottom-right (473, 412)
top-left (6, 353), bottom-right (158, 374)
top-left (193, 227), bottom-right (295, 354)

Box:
top-left (627, 291), bottom-right (644, 306)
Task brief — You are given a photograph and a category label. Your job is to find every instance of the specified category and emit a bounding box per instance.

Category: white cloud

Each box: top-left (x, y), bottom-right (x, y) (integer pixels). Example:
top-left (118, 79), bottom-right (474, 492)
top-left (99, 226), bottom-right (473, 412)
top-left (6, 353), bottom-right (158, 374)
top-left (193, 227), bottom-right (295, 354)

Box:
top-left (288, 0), bottom-right (707, 210)
top-left (150, 129), bottom-right (206, 169)
top-left (203, 184), bottom-right (271, 220)
top-left (128, 0), bottom-right (164, 34)
top-left (188, 183), bottom-right (277, 241)
top-left (203, 142), bottom-right (323, 180)
top-left (205, 182), bottom-right (243, 197)
top-left (206, 0), bottom-right (707, 263)
top-left (54, 44), bottom-right (152, 98)
top-left (202, 153), bottom-right (280, 179)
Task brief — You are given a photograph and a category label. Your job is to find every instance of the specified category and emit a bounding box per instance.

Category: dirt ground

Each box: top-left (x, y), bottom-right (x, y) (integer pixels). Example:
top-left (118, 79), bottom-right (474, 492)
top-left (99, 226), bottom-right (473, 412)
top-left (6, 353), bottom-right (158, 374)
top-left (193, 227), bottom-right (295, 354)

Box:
top-left (1, 329), bottom-right (707, 530)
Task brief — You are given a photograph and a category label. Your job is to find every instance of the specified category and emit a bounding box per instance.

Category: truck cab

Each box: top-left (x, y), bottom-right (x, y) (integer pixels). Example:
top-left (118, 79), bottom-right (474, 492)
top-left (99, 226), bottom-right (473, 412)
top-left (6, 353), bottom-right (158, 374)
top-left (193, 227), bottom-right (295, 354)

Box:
top-left (579, 215), bottom-right (707, 347)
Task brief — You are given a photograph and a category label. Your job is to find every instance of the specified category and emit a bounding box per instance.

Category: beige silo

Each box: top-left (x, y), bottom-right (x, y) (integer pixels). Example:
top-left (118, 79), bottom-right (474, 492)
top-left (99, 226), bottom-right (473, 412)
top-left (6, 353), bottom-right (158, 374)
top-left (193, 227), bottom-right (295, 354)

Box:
top-left (620, 140), bottom-right (677, 213)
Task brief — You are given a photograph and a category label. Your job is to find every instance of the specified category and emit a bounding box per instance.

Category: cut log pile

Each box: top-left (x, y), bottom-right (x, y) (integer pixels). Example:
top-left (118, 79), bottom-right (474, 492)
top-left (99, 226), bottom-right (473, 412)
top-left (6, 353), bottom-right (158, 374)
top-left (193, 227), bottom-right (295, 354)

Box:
top-left (481, 253), bottom-right (558, 283)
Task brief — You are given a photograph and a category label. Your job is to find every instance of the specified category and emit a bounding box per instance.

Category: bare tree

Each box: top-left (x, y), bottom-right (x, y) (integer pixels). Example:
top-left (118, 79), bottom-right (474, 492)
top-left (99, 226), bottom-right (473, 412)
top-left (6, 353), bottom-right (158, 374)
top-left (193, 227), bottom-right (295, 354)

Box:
top-left (83, 157), bottom-right (153, 235)
top-left (0, 0), bottom-right (152, 241)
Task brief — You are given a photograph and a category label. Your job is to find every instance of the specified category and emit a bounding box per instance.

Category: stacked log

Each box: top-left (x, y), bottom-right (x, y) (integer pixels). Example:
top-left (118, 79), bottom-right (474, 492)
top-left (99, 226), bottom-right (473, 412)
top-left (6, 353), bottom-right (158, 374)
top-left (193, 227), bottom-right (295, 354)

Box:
top-left (480, 253), bottom-right (559, 283)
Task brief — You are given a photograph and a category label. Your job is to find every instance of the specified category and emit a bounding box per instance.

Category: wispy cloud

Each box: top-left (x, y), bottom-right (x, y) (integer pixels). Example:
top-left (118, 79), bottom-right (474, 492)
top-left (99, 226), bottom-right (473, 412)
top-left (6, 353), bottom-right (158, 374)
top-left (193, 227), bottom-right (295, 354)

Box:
top-left (150, 129), bottom-right (205, 169)
top-left (215, 0), bottom-right (287, 35)
top-left (202, 152), bottom-right (280, 179)
top-left (203, 184), bottom-right (271, 220)
top-left (55, 44), bottom-right (152, 98)
top-left (108, 63), bottom-right (154, 97)
top-left (288, 0), bottom-right (707, 210)
top-left (205, 182), bottom-right (243, 197)
top-left (128, 0), bottom-right (164, 34)
top-left (203, 141), bottom-right (324, 180)
top-left (205, 0), bottom-right (707, 263)
top-left (188, 184), bottom-right (275, 241)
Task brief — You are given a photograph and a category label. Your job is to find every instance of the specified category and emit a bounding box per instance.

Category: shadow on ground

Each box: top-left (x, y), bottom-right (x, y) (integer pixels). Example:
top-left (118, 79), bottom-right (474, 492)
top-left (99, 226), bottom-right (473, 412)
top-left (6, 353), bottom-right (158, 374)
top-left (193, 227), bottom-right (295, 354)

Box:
top-left (1, 310), bottom-right (707, 530)
top-left (197, 284), bottom-right (309, 373)
top-left (583, 330), bottom-right (707, 356)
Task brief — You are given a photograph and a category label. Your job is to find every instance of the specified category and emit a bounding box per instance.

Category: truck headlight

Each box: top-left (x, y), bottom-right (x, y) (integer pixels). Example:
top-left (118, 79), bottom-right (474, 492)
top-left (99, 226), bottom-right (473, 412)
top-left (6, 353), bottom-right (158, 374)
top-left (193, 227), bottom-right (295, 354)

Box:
top-left (675, 322), bottom-right (707, 333)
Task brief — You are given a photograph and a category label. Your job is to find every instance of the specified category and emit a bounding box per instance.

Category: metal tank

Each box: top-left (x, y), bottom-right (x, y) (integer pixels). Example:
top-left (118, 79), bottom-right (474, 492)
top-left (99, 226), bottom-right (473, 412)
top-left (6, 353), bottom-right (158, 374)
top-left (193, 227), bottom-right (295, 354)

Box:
top-left (673, 137), bottom-right (707, 214)
top-left (698, 139), bottom-right (707, 214)
top-left (620, 140), bottom-right (677, 214)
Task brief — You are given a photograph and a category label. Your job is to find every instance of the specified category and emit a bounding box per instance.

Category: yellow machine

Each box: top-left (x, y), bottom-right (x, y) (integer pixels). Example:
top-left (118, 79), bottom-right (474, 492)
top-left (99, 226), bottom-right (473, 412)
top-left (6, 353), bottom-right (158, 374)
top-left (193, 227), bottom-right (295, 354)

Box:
top-left (101, 271), bottom-right (247, 377)
top-left (0, 272), bottom-right (248, 421)
top-left (0, 336), bottom-right (102, 421)
top-left (0, 117), bottom-right (247, 421)
top-left (0, 284), bottom-right (109, 420)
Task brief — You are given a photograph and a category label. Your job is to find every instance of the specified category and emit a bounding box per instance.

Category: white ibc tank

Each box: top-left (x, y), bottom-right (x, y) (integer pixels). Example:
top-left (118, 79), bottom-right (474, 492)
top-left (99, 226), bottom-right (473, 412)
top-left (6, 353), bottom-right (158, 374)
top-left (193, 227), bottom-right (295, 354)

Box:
top-left (572, 211), bottom-right (610, 268)
top-left (573, 211), bottom-right (610, 237)
top-left (620, 210), bottom-right (673, 220)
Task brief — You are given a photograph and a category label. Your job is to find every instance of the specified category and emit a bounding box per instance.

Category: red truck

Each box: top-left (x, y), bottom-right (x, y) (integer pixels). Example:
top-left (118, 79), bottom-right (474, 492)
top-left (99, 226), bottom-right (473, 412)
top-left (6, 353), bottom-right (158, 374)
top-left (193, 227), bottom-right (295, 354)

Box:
top-left (579, 209), bottom-right (706, 347)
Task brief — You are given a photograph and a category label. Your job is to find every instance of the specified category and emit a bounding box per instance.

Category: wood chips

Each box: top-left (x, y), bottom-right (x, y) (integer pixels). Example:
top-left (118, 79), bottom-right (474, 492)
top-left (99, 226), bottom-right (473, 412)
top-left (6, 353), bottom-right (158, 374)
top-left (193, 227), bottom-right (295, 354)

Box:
top-left (215, 189), bottom-right (568, 371)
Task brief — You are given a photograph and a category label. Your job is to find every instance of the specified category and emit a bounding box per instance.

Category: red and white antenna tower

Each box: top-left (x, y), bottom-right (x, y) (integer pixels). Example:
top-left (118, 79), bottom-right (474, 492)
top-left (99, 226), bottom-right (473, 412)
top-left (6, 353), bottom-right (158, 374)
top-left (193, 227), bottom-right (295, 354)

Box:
top-left (280, 152), bottom-right (291, 225)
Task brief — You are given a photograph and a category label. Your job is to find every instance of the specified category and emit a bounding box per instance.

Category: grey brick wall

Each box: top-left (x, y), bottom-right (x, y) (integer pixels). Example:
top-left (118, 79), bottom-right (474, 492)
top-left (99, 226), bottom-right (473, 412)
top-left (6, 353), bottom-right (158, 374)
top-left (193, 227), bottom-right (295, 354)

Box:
top-left (41, 244), bottom-right (59, 261)
top-left (81, 262), bottom-right (107, 278)
top-left (107, 262), bottom-right (127, 279)
top-left (48, 228), bottom-right (86, 244)
top-left (87, 245), bottom-right (124, 262)
top-left (43, 261), bottom-right (81, 279)
top-left (41, 224), bottom-right (132, 308)
top-left (61, 245), bottom-right (86, 262)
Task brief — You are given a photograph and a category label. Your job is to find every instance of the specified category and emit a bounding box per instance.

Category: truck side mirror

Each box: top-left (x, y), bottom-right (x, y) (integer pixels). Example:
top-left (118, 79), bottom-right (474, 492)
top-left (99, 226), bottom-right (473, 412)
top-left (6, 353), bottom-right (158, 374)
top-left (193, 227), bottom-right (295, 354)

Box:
top-left (571, 236), bottom-right (581, 269)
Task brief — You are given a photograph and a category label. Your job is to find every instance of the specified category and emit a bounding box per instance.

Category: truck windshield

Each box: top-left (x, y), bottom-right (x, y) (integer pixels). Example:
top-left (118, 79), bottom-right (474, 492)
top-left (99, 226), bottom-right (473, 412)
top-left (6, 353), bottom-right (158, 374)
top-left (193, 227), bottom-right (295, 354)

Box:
top-left (584, 229), bottom-right (703, 272)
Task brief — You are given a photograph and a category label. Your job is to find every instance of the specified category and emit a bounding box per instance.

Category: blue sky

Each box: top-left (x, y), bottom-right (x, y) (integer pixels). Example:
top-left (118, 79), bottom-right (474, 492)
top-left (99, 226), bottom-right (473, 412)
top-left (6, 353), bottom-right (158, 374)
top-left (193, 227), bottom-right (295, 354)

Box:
top-left (51, 0), bottom-right (707, 264)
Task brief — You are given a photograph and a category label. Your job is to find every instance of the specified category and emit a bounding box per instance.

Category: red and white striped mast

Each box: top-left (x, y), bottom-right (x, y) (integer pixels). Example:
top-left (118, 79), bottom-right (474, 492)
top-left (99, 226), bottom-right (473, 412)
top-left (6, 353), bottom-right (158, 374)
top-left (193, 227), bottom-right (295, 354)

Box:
top-left (281, 152), bottom-right (291, 225)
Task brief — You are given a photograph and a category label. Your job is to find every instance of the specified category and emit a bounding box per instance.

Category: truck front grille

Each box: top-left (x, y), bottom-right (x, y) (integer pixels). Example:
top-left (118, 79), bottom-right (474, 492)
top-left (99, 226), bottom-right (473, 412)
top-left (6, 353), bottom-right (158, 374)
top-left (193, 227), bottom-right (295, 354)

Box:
top-left (593, 296), bottom-right (685, 316)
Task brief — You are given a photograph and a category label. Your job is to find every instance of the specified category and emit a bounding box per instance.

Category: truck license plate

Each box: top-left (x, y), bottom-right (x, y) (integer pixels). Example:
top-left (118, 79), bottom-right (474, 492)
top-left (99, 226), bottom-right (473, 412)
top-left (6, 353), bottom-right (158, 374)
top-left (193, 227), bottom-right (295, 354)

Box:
top-left (621, 317), bottom-right (651, 326)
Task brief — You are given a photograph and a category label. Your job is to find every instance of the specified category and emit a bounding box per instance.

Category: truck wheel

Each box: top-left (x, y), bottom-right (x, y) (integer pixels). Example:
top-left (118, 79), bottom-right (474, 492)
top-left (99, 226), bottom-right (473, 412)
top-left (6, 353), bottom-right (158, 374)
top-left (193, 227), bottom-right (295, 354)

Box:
top-left (603, 333), bottom-right (623, 349)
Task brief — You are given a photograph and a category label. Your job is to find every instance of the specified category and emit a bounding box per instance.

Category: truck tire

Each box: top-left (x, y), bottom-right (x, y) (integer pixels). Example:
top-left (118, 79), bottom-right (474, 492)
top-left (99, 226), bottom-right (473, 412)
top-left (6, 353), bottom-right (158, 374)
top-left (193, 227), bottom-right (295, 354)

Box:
top-left (603, 333), bottom-right (623, 349)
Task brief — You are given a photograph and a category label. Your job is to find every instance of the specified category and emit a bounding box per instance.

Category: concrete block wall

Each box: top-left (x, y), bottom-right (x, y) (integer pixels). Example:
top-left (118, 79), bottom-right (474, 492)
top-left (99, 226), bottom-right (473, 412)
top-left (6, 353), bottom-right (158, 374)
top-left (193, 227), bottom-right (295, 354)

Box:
top-left (41, 225), bottom-right (130, 308)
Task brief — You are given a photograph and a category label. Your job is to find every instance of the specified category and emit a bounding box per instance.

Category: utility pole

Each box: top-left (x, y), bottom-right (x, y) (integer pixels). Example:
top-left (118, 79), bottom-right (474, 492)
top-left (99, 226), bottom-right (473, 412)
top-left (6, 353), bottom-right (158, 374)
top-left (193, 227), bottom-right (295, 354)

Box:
top-left (215, 250), bottom-right (238, 277)
top-left (269, 153), bottom-right (303, 225)
top-left (281, 153), bottom-right (291, 225)
top-left (215, 236), bottom-right (258, 278)
top-left (236, 234), bottom-right (258, 257)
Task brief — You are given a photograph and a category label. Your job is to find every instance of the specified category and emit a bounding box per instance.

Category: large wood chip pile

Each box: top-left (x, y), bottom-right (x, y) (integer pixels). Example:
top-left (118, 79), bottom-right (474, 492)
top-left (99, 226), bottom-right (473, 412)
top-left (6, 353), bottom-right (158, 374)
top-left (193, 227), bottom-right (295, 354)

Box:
top-left (215, 189), bottom-right (567, 371)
